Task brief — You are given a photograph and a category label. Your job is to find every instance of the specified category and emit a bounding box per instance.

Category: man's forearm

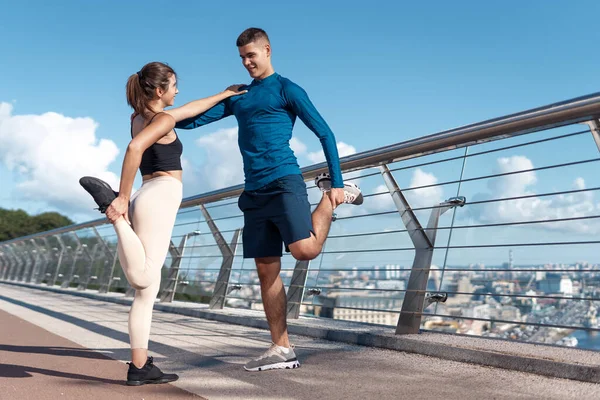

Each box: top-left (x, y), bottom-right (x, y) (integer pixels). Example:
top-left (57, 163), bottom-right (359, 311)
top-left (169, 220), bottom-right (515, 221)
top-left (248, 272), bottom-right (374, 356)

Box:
top-left (319, 135), bottom-right (344, 188)
top-left (287, 83), bottom-right (345, 187)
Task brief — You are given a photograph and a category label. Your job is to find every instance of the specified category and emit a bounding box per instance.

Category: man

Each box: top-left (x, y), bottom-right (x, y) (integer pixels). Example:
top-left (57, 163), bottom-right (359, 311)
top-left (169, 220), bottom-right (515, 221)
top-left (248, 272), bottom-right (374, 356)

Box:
top-left (176, 27), bottom-right (362, 371)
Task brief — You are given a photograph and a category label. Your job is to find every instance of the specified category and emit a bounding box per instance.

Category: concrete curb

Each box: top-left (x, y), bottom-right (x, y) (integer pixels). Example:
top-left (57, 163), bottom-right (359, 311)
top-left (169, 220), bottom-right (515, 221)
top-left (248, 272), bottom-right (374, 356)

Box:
top-left (2, 280), bottom-right (600, 384)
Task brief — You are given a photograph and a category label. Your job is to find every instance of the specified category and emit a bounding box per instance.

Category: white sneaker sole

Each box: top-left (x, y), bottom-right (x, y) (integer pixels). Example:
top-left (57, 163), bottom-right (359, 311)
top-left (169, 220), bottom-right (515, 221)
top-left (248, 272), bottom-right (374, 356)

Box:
top-left (343, 182), bottom-right (363, 205)
top-left (244, 360), bottom-right (301, 372)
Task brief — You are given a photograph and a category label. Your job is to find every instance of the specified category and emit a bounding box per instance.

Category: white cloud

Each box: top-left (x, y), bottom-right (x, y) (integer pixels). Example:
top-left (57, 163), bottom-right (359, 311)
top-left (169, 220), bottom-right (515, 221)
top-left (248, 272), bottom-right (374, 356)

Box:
top-left (0, 103), bottom-right (12, 119)
top-left (488, 156), bottom-right (536, 197)
top-left (182, 127), bottom-right (244, 194)
top-left (290, 137), bottom-right (307, 156)
top-left (0, 102), bottom-right (120, 219)
top-left (368, 168), bottom-right (443, 212)
top-left (468, 156), bottom-right (600, 234)
top-left (368, 184), bottom-right (394, 211)
top-left (180, 157), bottom-right (201, 196)
top-left (307, 142), bottom-right (357, 165)
top-left (196, 127), bottom-right (243, 187)
top-left (406, 168), bottom-right (444, 209)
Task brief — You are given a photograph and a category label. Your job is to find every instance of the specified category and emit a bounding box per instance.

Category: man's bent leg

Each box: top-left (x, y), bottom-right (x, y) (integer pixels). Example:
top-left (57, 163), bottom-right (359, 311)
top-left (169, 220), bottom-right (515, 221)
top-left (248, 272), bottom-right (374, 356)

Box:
top-left (256, 256), bottom-right (290, 347)
top-left (287, 192), bottom-right (333, 261)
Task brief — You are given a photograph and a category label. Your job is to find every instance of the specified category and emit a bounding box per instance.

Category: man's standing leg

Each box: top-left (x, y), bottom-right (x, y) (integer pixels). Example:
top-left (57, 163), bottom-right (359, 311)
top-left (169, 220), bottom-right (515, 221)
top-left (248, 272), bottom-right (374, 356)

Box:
top-left (255, 256), bottom-right (289, 347)
top-left (244, 254), bottom-right (299, 371)
top-left (242, 185), bottom-right (300, 372)
top-left (255, 182), bottom-right (336, 349)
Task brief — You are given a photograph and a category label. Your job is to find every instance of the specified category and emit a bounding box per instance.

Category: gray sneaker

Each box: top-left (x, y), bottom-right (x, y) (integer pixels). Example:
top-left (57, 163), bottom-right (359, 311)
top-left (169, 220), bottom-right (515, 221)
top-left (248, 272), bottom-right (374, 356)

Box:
top-left (244, 343), bottom-right (300, 372)
top-left (314, 173), bottom-right (364, 205)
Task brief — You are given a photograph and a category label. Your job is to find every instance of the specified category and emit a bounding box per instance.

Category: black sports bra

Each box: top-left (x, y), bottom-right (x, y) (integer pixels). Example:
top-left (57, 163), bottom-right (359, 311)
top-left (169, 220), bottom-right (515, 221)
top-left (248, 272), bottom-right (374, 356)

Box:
top-left (130, 113), bottom-right (183, 176)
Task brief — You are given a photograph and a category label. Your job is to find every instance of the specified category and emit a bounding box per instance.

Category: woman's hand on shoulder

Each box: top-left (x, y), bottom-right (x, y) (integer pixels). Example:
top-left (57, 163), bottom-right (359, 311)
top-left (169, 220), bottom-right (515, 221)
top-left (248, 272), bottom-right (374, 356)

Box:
top-left (224, 84), bottom-right (247, 97)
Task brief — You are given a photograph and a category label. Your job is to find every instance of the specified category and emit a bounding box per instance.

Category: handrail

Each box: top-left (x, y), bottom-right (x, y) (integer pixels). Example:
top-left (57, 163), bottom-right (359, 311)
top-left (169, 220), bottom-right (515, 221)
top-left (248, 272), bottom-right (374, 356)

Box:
top-left (2, 92), bottom-right (600, 245)
top-left (182, 92), bottom-right (600, 206)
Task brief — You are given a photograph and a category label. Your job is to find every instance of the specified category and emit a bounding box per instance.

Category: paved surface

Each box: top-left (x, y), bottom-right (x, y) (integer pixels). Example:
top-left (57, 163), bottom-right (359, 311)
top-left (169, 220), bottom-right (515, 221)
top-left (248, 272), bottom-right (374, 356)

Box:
top-left (8, 280), bottom-right (600, 382)
top-left (1, 284), bottom-right (600, 399)
top-left (0, 309), bottom-right (202, 400)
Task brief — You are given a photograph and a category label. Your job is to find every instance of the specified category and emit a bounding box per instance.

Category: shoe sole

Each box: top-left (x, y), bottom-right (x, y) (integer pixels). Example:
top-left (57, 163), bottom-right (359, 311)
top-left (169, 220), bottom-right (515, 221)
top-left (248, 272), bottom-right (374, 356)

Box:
top-left (352, 192), bottom-right (364, 206)
top-left (126, 376), bottom-right (179, 386)
top-left (79, 176), bottom-right (114, 192)
top-left (343, 182), bottom-right (363, 206)
top-left (79, 176), bottom-right (117, 213)
top-left (315, 177), bottom-right (332, 191)
top-left (244, 360), bottom-right (301, 372)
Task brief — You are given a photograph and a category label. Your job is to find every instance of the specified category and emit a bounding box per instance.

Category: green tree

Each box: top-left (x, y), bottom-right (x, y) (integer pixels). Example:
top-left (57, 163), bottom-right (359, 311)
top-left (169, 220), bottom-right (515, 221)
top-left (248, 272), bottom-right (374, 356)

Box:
top-left (32, 212), bottom-right (74, 233)
top-left (0, 208), bottom-right (74, 242)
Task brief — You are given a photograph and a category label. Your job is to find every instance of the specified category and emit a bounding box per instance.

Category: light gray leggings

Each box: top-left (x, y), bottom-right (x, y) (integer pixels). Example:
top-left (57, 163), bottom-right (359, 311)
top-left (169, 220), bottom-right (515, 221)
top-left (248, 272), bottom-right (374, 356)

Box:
top-left (113, 175), bottom-right (182, 349)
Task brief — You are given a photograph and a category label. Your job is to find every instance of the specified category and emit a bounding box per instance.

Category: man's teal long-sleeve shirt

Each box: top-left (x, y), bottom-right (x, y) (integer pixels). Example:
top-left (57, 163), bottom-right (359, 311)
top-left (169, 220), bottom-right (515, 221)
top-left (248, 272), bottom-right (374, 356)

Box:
top-left (175, 73), bottom-right (344, 191)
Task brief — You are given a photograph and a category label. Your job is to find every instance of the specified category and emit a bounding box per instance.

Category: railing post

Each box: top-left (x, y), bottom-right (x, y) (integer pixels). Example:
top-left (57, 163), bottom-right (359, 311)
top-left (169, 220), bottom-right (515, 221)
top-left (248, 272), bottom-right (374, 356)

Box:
top-left (0, 247), bottom-right (6, 280)
top-left (22, 242), bottom-right (37, 283)
top-left (159, 238), bottom-right (187, 302)
top-left (93, 227), bottom-right (118, 294)
top-left (50, 235), bottom-right (66, 287)
top-left (0, 246), bottom-right (10, 280)
top-left (61, 233), bottom-right (83, 288)
top-left (397, 202), bottom-right (462, 334)
top-left (14, 243), bottom-right (29, 282)
top-left (379, 164), bottom-right (466, 334)
top-left (286, 259), bottom-right (311, 319)
top-left (13, 243), bottom-right (24, 282)
top-left (9, 246), bottom-right (19, 281)
top-left (28, 239), bottom-right (42, 283)
top-left (36, 238), bottom-right (52, 284)
top-left (78, 243), bottom-right (98, 291)
top-left (6, 244), bottom-right (17, 281)
top-left (99, 251), bottom-right (118, 294)
top-left (198, 204), bottom-right (242, 310)
top-left (380, 164), bottom-right (433, 249)
top-left (7, 244), bottom-right (21, 281)
top-left (584, 119), bottom-right (600, 153)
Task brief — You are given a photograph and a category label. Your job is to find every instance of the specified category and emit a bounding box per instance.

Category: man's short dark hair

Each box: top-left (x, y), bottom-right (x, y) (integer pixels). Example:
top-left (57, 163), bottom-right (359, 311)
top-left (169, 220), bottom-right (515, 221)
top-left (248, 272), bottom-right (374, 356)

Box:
top-left (237, 28), bottom-right (270, 47)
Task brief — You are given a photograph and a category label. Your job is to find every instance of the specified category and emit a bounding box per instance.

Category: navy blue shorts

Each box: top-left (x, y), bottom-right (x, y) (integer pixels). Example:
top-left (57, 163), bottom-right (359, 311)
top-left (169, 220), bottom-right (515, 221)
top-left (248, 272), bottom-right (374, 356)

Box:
top-left (238, 174), bottom-right (314, 259)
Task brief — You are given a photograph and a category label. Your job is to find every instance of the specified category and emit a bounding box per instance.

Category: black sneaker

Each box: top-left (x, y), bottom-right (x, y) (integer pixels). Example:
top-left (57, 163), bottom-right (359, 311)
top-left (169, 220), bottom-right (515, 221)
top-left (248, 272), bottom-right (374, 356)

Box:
top-left (79, 176), bottom-right (118, 213)
top-left (126, 356), bottom-right (179, 386)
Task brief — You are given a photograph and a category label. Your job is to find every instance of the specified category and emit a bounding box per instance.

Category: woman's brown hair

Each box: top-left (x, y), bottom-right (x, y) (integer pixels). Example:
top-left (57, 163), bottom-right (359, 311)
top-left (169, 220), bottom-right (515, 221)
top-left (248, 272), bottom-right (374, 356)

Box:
top-left (126, 62), bottom-right (176, 116)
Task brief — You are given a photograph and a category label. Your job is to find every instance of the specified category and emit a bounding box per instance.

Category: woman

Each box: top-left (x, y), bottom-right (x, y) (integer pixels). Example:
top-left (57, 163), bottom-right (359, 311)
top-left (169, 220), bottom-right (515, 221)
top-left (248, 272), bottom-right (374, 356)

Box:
top-left (79, 61), bottom-right (245, 386)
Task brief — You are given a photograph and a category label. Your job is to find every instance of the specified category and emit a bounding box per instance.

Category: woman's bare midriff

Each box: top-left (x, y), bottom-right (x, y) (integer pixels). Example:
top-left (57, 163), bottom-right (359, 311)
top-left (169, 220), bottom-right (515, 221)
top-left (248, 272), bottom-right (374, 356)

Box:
top-left (142, 170), bottom-right (182, 183)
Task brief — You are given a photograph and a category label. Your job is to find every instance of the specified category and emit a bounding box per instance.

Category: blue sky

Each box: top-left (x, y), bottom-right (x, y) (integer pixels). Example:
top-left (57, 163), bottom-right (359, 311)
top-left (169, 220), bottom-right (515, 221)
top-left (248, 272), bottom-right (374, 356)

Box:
top-left (2, 0), bottom-right (600, 265)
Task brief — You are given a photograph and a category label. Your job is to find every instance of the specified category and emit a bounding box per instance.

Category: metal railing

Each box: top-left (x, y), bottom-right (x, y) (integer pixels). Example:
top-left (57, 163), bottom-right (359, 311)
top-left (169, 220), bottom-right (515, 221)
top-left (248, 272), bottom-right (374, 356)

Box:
top-left (3, 92), bottom-right (600, 348)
